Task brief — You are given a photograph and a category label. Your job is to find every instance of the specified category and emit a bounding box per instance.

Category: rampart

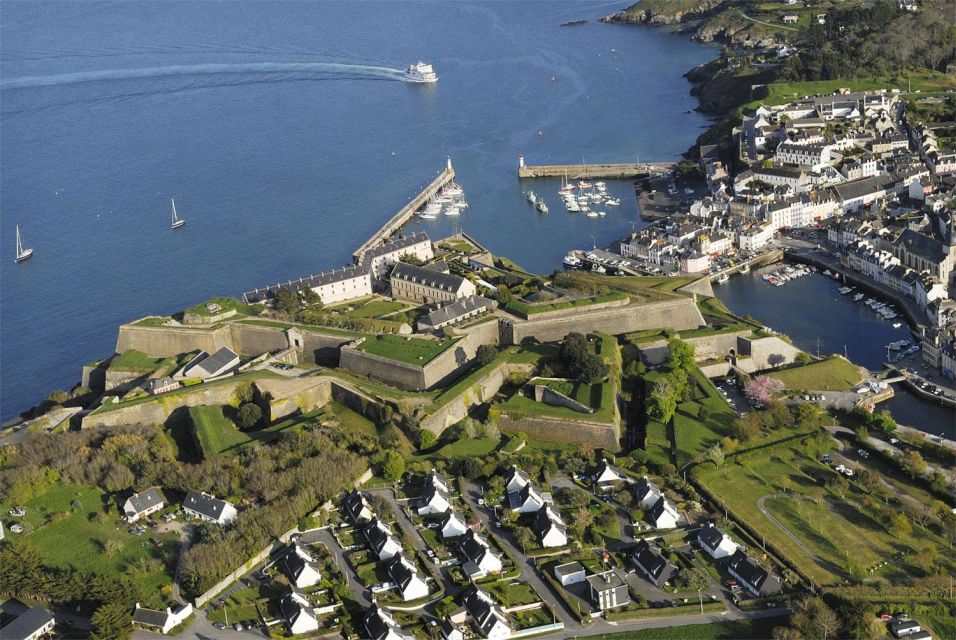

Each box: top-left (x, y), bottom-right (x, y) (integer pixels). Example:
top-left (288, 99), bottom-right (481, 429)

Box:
top-left (419, 362), bottom-right (533, 435)
top-left (497, 414), bottom-right (621, 451)
top-left (500, 297), bottom-right (704, 345)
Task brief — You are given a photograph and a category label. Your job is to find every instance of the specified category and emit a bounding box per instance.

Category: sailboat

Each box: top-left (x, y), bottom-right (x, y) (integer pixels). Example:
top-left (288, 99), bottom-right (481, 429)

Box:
top-left (170, 198), bottom-right (186, 229)
top-left (14, 225), bottom-right (33, 263)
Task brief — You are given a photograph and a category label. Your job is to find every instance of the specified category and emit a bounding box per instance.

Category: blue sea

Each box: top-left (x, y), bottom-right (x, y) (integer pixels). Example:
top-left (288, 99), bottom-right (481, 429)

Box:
top-left (1, 1), bottom-right (716, 419)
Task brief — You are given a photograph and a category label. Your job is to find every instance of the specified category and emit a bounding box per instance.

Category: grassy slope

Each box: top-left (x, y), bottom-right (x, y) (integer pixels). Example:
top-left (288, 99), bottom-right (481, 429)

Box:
top-left (190, 405), bottom-right (320, 457)
top-left (355, 334), bottom-right (457, 365)
top-left (766, 356), bottom-right (863, 392)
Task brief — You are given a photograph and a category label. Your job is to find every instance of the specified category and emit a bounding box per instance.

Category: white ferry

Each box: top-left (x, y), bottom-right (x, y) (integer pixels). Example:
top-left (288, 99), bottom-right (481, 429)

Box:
top-left (405, 61), bottom-right (438, 83)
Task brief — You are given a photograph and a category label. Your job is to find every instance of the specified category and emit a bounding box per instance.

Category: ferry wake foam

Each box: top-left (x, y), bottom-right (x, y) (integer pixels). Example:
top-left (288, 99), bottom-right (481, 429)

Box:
top-left (1, 62), bottom-right (405, 89)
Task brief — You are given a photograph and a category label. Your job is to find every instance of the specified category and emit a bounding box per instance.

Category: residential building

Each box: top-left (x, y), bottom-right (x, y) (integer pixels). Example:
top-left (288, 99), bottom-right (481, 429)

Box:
top-left (631, 538), bottom-right (678, 587)
top-left (439, 509), bottom-right (469, 539)
top-left (632, 476), bottom-right (662, 509)
top-left (386, 554), bottom-right (430, 602)
top-left (0, 605), bottom-right (55, 640)
top-left (648, 496), bottom-right (680, 530)
top-left (364, 518), bottom-right (402, 561)
top-left (279, 590), bottom-right (318, 636)
top-left (123, 487), bottom-right (165, 523)
top-left (182, 347), bottom-right (240, 379)
top-left (775, 142), bottom-right (837, 170)
top-left (503, 466), bottom-right (531, 493)
top-left (280, 543), bottom-right (322, 589)
top-left (533, 506), bottom-right (568, 548)
top-left (131, 603), bottom-right (193, 636)
top-left (182, 490), bottom-right (237, 525)
top-left (593, 458), bottom-right (624, 485)
top-left (889, 619), bottom-right (922, 638)
top-left (145, 377), bottom-right (180, 395)
top-left (389, 262), bottom-right (476, 304)
top-left (418, 471), bottom-right (452, 516)
top-left (727, 549), bottom-right (782, 597)
top-left (554, 561), bottom-right (586, 586)
top-left (697, 523), bottom-right (739, 560)
top-left (587, 570), bottom-right (629, 611)
top-left (242, 265), bottom-right (372, 306)
top-left (417, 295), bottom-right (497, 332)
top-left (459, 529), bottom-right (502, 578)
top-left (462, 589), bottom-right (512, 640)
top-left (508, 482), bottom-right (548, 513)
top-left (343, 489), bottom-right (374, 524)
top-left (361, 605), bottom-right (413, 640)
top-left (441, 621), bottom-right (466, 640)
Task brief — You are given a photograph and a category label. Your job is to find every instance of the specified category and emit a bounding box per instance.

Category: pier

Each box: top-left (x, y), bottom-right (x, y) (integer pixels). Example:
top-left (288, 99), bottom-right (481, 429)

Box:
top-left (516, 155), bottom-right (673, 179)
top-left (353, 158), bottom-right (456, 263)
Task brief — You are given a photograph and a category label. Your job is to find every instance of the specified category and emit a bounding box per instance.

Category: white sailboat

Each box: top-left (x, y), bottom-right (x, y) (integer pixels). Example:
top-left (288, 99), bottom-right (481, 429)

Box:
top-left (170, 198), bottom-right (185, 229)
top-left (14, 225), bottom-right (33, 263)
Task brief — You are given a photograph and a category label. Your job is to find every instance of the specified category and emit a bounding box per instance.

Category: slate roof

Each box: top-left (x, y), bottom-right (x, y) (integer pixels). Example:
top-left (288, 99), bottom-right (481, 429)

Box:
top-left (385, 554), bottom-right (418, 591)
top-left (459, 530), bottom-right (492, 564)
top-left (361, 605), bottom-right (395, 640)
top-left (554, 561), bottom-right (585, 578)
top-left (360, 232), bottom-right (431, 265)
top-left (650, 496), bottom-right (678, 523)
top-left (185, 347), bottom-right (239, 378)
top-left (126, 487), bottom-right (165, 514)
top-left (504, 466), bottom-right (531, 489)
top-left (183, 490), bottom-right (232, 521)
top-left (1, 605), bottom-right (55, 640)
top-left (727, 549), bottom-right (781, 595)
top-left (363, 518), bottom-right (397, 554)
top-left (508, 483), bottom-right (544, 510)
top-left (343, 489), bottom-right (371, 522)
top-left (631, 539), bottom-right (677, 584)
top-left (390, 262), bottom-right (468, 293)
top-left (533, 507), bottom-right (566, 540)
top-left (893, 228), bottom-right (947, 262)
top-left (833, 175), bottom-right (896, 202)
top-left (420, 473), bottom-right (450, 506)
top-left (132, 606), bottom-right (170, 629)
top-left (697, 523), bottom-right (728, 550)
top-left (586, 570), bottom-right (627, 592)
top-left (420, 295), bottom-right (496, 329)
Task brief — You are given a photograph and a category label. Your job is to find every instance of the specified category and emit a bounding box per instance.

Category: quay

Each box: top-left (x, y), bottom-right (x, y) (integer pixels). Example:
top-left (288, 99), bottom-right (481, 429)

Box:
top-left (709, 250), bottom-right (783, 282)
top-left (352, 158), bottom-right (456, 264)
top-left (516, 155), bottom-right (672, 179)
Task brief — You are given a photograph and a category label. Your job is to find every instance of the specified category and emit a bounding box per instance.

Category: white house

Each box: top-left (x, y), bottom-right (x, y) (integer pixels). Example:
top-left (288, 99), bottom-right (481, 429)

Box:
top-left (503, 465), bottom-right (531, 493)
top-left (181, 347), bottom-right (240, 379)
top-left (182, 490), bottom-right (237, 525)
top-left (364, 518), bottom-right (402, 561)
top-left (648, 496), bottom-right (680, 530)
top-left (631, 539), bottom-right (678, 587)
top-left (508, 483), bottom-right (547, 514)
top-left (697, 523), bottom-right (738, 560)
top-left (123, 487), bottom-right (165, 523)
top-left (593, 458), bottom-right (624, 485)
top-left (727, 549), bottom-right (782, 597)
top-left (418, 471), bottom-right (452, 516)
top-left (633, 476), bottom-right (662, 509)
top-left (281, 543), bottom-right (322, 589)
top-left (362, 605), bottom-right (413, 640)
top-left (441, 621), bottom-right (466, 640)
top-left (533, 507), bottom-right (568, 548)
top-left (462, 589), bottom-right (512, 640)
top-left (1, 605), bottom-right (56, 640)
top-left (360, 232), bottom-right (435, 279)
top-left (132, 603), bottom-right (193, 635)
top-left (439, 509), bottom-right (469, 539)
top-left (587, 571), bottom-right (630, 611)
top-left (279, 590), bottom-right (318, 636)
top-left (554, 561), bottom-right (586, 586)
top-left (343, 489), bottom-right (374, 524)
top-left (386, 554), bottom-right (430, 602)
top-left (242, 265), bottom-right (373, 307)
top-left (459, 529), bottom-right (502, 578)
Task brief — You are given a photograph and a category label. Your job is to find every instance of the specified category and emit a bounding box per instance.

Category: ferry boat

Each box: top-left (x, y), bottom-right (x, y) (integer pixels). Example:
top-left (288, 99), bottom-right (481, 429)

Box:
top-left (14, 225), bottom-right (33, 263)
top-left (563, 253), bottom-right (582, 268)
top-left (404, 61), bottom-right (437, 83)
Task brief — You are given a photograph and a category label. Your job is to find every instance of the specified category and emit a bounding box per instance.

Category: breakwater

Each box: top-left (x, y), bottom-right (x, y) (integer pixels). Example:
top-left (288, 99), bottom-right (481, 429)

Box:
top-left (353, 158), bottom-right (456, 263)
top-left (516, 155), bottom-right (672, 179)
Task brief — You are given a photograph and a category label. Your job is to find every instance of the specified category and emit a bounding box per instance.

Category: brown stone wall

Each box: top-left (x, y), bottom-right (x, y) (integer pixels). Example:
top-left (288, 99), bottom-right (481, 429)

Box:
top-left (497, 414), bottom-right (621, 451)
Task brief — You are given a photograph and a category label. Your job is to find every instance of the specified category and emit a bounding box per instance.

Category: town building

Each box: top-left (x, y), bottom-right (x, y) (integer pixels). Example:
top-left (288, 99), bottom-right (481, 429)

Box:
top-left (343, 489), bottom-right (374, 524)
top-left (727, 549), bottom-right (782, 597)
top-left (279, 589), bottom-right (319, 636)
top-left (697, 523), bottom-right (739, 560)
top-left (633, 476), bottom-right (662, 509)
top-left (123, 487), bottom-right (165, 523)
top-left (586, 570), bottom-right (629, 611)
top-left (503, 465), bottom-right (531, 493)
top-left (631, 538), bottom-right (678, 587)
top-left (363, 518), bottom-right (402, 561)
top-left (417, 471), bottom-right (452, 515)
top-left (182, 490), bottom-right (237, 525)
top-left (386, 554), bottom-right (430, 601)
top-left (533, 506), bottom-right (568, 548)
top-left (459, 529), bottom-right (502, 578)
top-left (131, 603), bottom-right (193, 635)
top-left (438, 509), bottom-right (469, 539)
top-left (554, 561), bottom-right (586, 586)
top-left (390, 262), bottom-right (476, 304)
top-left (181, 347), bottom-right (240, 379)
top-left (462, 589), bottom-right (512, 640)
top-left (508, 482), bottom-right (548, 513)
top-left (417, 295), bottom-right (497, 332)
top-left (280, 543), bottom-right (322, 589)
top-left (242, 265), bottom-right (372, 306)
top-left (145, 377), bottom-right (180, 395)
top-left (361, 605), bottom-right (413, 640)
top-left (360, 233), bottom-right (435, 279)
top-left (0, 605), bottom-right (55, 640)
top-left (648, 496), bottom-right (680, 529)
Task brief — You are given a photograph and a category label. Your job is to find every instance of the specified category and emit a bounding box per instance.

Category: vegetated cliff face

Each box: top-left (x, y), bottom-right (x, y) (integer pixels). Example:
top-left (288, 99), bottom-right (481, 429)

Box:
top-left (602, 0), bottom-right (723, 26)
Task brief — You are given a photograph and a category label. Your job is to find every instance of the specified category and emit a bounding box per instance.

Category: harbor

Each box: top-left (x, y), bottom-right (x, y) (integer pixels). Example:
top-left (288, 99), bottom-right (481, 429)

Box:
top-left (516, 155), bottom-right (673, 179)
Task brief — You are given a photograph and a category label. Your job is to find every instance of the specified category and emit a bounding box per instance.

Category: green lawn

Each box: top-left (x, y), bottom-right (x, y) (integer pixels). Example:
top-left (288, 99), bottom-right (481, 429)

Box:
top-left (110, 349), bottom-right (169, 373)
top-left (494, 379), bottom-right (614, 424)
top-left (0, 484), bottom-right (178, 607)
top-left (434, 437), bottom-right (501, 460)
top-left (750, 72), bottom-right (956, 109)
top-left (341, 299), bottom-right (410, 319)
top-left (575, 615), bottom-right (790, 640)
top-left (645, 418), bottom-right (672, 466)
top-left (183, 295), bottom-right (263, 318)
top-left (131, 316), bottom-right (171, 327)
top-left (190, 405), bottom-right (320, 457)
top-left (354, 334), bottom-right (458, 365)
top-left (504, 291), bottom-right (629, 318)
top-left (326, 401), bottom-right (378, 438)
top-left (485, 581), bottom-right (541, 607)
top-left (766, 356), bottom-right (863, 391)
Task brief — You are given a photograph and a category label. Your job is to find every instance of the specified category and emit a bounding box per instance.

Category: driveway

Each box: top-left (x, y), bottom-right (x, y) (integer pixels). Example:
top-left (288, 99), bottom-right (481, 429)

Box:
top-left (299, 527), bottom-right (370, 607)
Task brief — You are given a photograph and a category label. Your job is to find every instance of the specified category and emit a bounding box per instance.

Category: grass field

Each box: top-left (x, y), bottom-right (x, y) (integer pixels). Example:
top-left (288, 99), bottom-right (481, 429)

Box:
top-left (767, 356), bottom-right (863, 391)
top-left (342, 299), bottom-right (409, 319)
top-left (355, 334), bottom-right (458, 364)
top-left (190, 405), bottom-right (320, 457)
top-left (575, 615), bottom-right (790, 640)
top-left (749, 72), bottom-right (956, 109)
top-left (110, 349), bottom-right (170, 372)
top-left (0, 484), bottom-right (178, 607)
top-left (183, 296), bottom-right (262, 318)
top-left (645, 418), bottom-right (672, 466)
top-left (485, 581), bottom-right (541, 607)
top-left (695, 444), bottom-right (956, 585)
top-left (434, 437), bottom-right (501, 459)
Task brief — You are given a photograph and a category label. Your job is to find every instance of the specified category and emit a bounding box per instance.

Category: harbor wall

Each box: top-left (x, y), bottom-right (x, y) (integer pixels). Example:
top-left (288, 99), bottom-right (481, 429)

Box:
top-left (500, 298), bottom-right (705, 345)
top-left (517, 161), bottom-right (672, 179)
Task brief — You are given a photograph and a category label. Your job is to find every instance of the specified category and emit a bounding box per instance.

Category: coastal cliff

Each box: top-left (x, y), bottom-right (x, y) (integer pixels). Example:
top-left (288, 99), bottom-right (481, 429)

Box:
top-left (602, 1), bottom-right (785, 47)
top-left (601, 0), bottom-right (722, 26)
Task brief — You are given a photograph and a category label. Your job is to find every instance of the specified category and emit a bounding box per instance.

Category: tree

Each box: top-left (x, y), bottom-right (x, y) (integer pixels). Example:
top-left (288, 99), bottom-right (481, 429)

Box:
top-left (476, 344), bottom-right (497, 366)
top-left (899, 449), bottom-right (927, 479)
top-left (90, 602), bottom-right (133, 640)
top-left (273, 287), bottom-right (300, 318)
top-left (732, 412), bottom-right (762, 442)
top-left (867, 410), bottom-right (896, 435)
top-left (570, 507), bottom-right (594, 538)
top-left (647, 380), bottom-right (678, 424)
top-left (513, 526), bottom-right (534, 553)
top-left (577, 354), bottom-right (609, 384)
top-left (888, 512), bottom-right (912, 540)
top-left (666, 339), bottom-right (695, 371)
top-left (795, 351), bottom-right (812, 365)
top-left (236, 402), bottom-right (262, 431)
top-left (795, 402), bottom-right (822, 430)
top-left (301, 288), bottom-right (323, 308)
top-left (826, 474), bottom-right (849, 499)
top-left (703, 444), bottom-right (724, 469)
top-left (419, 429), bottom-right (437, 451)
top-left (382, 451), bottom-right (405, 482)
top-left (765, 400), bottom-right (794, 431)
top-left (743, 376), bottom-right (785, 408)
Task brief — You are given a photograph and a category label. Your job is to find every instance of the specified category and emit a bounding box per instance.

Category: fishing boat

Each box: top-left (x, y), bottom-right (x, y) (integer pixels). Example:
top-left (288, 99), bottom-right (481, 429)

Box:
top-left (892, 322), bottom-right (902, 329)
top-left (536, 201), bottom-right (549, 214)
top-left (739, 263), bottom-right (750, 274)
top-left (586, 211), bottom-right (598, 218)
top-left (170, 199), bottom-right (185, 229)
top-left (563, 253), bottom-right (582, 268)
top-left (605, 197), bottom-right (620, 206)
top-left (578, 180), bottom-right (592, 189)
top-left (526, 190), bottom-right (537, 204)
top-left (404, 61), bottom-right (437, 83)
top-left (14, 225), bottom-right (33, 263)
top-left (716, 273), bottom-right (730, 284)
top-left (444, 204), bottom-right (461, 216)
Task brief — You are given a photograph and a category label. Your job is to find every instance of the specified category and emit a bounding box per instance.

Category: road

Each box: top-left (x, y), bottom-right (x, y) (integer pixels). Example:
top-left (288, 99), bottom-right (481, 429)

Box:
top-left (549, 475), bottom-right (634, 550)
top-left (299, 527), bottom-right (370, 607)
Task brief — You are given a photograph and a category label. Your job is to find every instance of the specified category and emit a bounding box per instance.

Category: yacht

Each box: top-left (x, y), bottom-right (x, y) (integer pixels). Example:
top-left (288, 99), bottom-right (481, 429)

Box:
top-left (170, 198), bottom-right (185, 229)
top-left (605, 197), bottom-right (621, 206)
top-left (578, 180), bottom-right (592, 189)
top-left (536, 201), bottom-right (549, 214)
top-left (526, 190), bottom-right (537, 204)
top-left (597, 210), bottom-right (606, 217)
top-left (892, 322), bottom-right (903, 329)
top-left (853, 293), bottom-right (865, 302)
top-left (586, 211), bottom-right (598, 218)
top-left (591, 263), bottom-right (606, 273)
top-left (14, 225), bottom-right (33, 263)
top-left (404, 61), bottom-right (437, 83)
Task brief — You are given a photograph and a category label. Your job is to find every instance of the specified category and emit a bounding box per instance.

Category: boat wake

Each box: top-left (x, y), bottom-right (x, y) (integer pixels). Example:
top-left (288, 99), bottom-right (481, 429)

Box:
top-left (1, 61), bottom-right (406, 89)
